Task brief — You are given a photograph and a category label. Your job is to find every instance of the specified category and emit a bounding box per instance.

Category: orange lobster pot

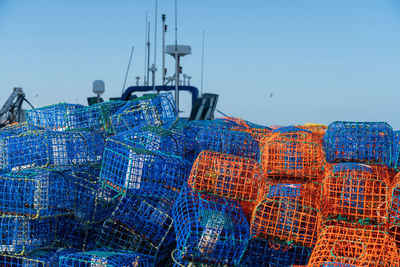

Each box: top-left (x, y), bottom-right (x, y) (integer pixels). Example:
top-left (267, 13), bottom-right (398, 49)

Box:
top-left (321, 163), bottom-right (391, 226)
top-left (260, 127), bottom-right (326, 183)
top-left (250, 183), bottom-right (321, 248)
top-left (308, 224), bottom-right (399, 267)
top-left (188, 150), bottom-right (264, 211)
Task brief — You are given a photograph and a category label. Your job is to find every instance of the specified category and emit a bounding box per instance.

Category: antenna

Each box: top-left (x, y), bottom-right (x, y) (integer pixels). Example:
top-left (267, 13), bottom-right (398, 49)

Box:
top-left (152, 0), bottom-right (158, 93)
top-left (122, 46), bottom-right (134, 94)
top-left (144, 11), bottom-right (148, 86)
top-left (162, 14), bottom-right (166, 85)
top-left (147, 21), bottom-right (151, 86)
top-left (201, 30), bottom-right (205, 96)
top-left (174, 0), bottom-right (179, 112)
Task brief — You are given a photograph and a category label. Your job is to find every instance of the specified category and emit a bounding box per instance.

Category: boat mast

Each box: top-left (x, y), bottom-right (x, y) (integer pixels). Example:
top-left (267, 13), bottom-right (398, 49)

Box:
top-left (201, 30), bottom-right (205, 96)
top-left (162, 14), bottom-right (166, 85)
top-left (144, 11), bottom-right (148, 86)
top-left (151, 0), bottom-right (158, 93)
top-left (174, 0), bottom-right (179, 112)
top-left (146, 21), bottom-right (151, 86)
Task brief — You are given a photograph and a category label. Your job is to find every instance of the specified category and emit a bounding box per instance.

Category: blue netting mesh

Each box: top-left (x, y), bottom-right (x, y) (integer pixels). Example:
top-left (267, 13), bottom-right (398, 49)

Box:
top-left (172, 187), bottom-right (249, 266)
top-left (0, 248), bottom-right (78, 266)
top-left (392, 131), bottom-right (400, 170)
top-left (389, 186), bottom-right (400, 225)
top-left (97, 195), bottom-right (174, 262)
top-left (109, 93), bottom-right (177, 133)
top-left (322, 263), bottom-right (357, 267)
top-left (323, 121), bottom-right (393, 165)
top-left (26, 101), bottom-right (127, 131)
top-left (59, 249), bottom-right (154, 266)
top-left (73, 100), bottom-right (127, 131)
top-left (0, 216), bottom-right (57, 255)
top-left (332, 162), bottom-right (372, 173)
top-left (0, 168), bottom-right (73, 218)
top-left (0, 122), bottom-right (42, 134)
top-left (0, 130), bottom-right (105, 172)
top-left (56, 215), bottom-right (101, 251)
top-left (272, 126), bottom-right (312, 134)
top-left (26, 103), bottom-right (85, 131)
top-left (196, 128), bottom-right (260, 160)
top-left (170, 124), bottom-right (199, 163)
top-left (100, 138), bottom-right (191, 200)
top-left (189, 119), bottom-right (245, 133)
top-left (109, 125), bottom-right (198, 163)
top-left (63, 165), bottom-right (120, 224)
top-left (267, 184), bottom-right (301, 198)
top-left (242, 238), bottom-right (312, 267)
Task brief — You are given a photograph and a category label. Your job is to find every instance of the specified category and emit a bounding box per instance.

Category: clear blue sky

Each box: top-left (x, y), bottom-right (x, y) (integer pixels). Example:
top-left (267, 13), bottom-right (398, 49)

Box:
top-left (1, 0), bottom-right (400, 127)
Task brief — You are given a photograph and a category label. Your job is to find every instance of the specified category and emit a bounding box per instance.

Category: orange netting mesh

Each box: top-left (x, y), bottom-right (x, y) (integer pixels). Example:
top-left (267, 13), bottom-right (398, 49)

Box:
top-left (297, 123), bottom-right (327, 141)
top-left (188, 150), bottom-right (264, 203)
top-left (308, 224), bottom-right (399, 266)
top-left (321, 163), bottom-right (391, 226)
top-left (300, 123), bottom-right (327, 134)
top-left (387, 172), bottom-right (400, 248)
top-left (240, 199), bottom-right (257, 222)
top-left (260, 128), bottom-right (326, 183)
top-left (220, 116), bottom-right (250, 128)
top-left (388, 225), bottom-right (400, 250)
top-left (250, 183), bottom-right (320, 248)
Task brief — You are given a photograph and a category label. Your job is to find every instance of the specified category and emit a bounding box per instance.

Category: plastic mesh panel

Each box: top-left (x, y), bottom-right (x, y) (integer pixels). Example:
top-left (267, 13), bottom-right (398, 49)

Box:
top-left (389, 176), bottom-right (400, 226)
top-left (172, 186), bottom-right (249, 266)
top-left (239, 200), bottom-right (256, 223)
top-left (242, 238), bottom-right (312, 267)
top-left (196, 129), bottom-right (260, 160)
top-left (322, 263), bottom-right (357, 267)
top-left (0, 169), bottom-right (73, 218)
top-left (73, 100), bottom-right (127, 131)
top-left (56, 216), bottom-right (101, 251)
top-left (218, 117), bottom-right (250, 128)
top-left (97, 196), bottom-right (174, 262)
top-left (322, 163), bottom-right (390, 225)
top-left (260, 130), bottom-right (326, 183)
top-left (188, 150), bottom-right (263, 203)
top-left (109, 93), bottom-right (177, 133)
top-left (232, 127), bottom-right (272, 142)
top-left (299, 123), bottom-right (327, 140)
top-left (0, 130), bottom-right (105, 172)
top-left (250, 183), bottom-right (320, 247)
top-left (0, 122), bottom-right (42, 134)
top-left (26, 103), bottom-right (85, 131)
top-left (111, 125), bottom-right (197, 163)
top-left (65, 165), bottom-right (120, 224)
top-left (308, 225), bottom-right (399, 266)
top-left (100, 140), bottom-right (191, 200)
top-left (323, 121), bottom-right (393, 165)
top-left (189, 119), bottom-right (246, 134)
top-left (0, 216), bottom-right (57, 255)
top-left (59, 249), bottom-right (153, 266)
top-left (392, 131), bottom-right (400, 170)
top-left (0, 248), bottom-right (78, 267)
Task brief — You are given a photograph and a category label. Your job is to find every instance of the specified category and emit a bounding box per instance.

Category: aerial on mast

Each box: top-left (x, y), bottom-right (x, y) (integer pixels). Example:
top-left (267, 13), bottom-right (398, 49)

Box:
top-left (144, 11), bottom-right (148, 86)
top-left (151, 0), bottom-right (158, 93)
